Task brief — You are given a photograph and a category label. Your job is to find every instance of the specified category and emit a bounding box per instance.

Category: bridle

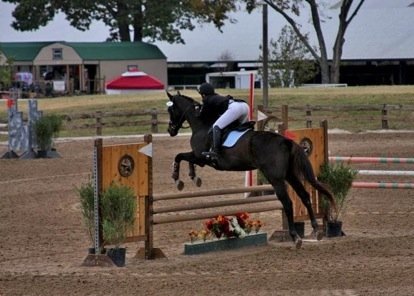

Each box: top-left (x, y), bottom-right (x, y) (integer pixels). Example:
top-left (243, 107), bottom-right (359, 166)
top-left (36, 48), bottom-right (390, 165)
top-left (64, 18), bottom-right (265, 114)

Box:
top-left (168, 97), bottom-right (196, 132)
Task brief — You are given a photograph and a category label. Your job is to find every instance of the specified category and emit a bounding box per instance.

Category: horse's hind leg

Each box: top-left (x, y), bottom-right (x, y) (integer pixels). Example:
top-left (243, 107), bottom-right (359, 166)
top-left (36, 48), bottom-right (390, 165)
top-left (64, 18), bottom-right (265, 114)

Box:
top-left (171, 161), bottom-right (184, 190)
top-left (270, 179), bottom-right (303, 249)
top-left (287, 175), bottom-right (323, 240)
top-left (188, 163), bottom-right (202, 187)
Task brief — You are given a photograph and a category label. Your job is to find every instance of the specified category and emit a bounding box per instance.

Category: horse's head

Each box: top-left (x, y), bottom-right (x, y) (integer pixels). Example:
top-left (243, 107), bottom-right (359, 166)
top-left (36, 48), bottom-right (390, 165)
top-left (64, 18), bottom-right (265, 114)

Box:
top-left (166, 91), bottom-right (200, 136)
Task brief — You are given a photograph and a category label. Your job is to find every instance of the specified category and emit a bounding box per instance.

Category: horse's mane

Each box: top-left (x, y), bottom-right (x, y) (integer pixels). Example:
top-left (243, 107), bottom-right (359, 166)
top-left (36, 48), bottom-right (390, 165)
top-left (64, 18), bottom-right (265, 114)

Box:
top-left (176, 93), bottom-right (200, 106)
top-left (174, 93), bottom-right (216, 126)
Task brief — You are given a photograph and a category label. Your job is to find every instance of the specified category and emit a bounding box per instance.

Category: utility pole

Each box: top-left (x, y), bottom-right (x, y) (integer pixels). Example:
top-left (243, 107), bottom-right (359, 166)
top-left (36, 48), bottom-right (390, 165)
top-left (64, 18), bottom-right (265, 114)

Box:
top-left (262, 3), bottom-right (269, 108)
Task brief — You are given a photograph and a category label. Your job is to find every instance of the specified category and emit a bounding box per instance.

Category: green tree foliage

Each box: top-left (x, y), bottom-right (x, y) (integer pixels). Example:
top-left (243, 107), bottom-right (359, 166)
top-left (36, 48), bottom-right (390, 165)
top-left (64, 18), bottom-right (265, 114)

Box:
top-left (0, 56), bottom-right (14, 90)
top-left (3, 0), bottom-right (239, 42)
top-left (267, 25), bottom-right (317, 87)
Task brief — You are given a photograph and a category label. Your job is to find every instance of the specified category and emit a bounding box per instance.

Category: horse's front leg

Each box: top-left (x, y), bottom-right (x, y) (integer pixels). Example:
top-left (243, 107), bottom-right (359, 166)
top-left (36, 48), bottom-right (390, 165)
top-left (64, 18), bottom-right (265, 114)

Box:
top-left (171, 160), bottom-right (184, 190)
top-left (172, 151), bottom-right (202, 191)
top-left (188, 163), bottom-right (202, 187)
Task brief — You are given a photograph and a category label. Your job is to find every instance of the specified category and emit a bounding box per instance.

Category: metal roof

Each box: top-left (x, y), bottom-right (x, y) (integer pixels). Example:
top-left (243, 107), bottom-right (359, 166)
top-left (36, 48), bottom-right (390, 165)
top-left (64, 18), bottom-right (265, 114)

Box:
top-left (0, 41), bottom-right (166, 62)
top-left (0, 42), bottom-right (51, 61)
top-left (67, 42), bottom-right (166, 60)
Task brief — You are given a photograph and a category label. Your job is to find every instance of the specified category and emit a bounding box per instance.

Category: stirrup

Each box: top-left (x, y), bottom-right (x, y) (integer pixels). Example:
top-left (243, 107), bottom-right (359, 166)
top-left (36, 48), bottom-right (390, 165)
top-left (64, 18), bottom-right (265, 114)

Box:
top-left (202, 150), bottom-right (219, 160)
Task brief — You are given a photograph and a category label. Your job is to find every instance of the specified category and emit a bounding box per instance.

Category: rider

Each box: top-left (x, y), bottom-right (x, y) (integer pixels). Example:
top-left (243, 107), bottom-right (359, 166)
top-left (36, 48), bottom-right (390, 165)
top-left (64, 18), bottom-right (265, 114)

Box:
top-left (198, 82), bottom-right (249, 160)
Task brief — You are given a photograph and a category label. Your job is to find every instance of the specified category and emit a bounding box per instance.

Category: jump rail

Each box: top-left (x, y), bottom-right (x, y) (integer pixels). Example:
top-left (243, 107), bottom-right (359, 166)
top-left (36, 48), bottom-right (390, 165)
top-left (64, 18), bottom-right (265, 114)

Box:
top-left (352, 182), bottom-right (414, 189)
top-left (329, 156), bottom-right (414, 190)
top-left (144, 185), bottom-right (284, 258)
top-left (329, 156), bottom-right (414, 164)
top-left (357, 170), bottom-right (414, 176)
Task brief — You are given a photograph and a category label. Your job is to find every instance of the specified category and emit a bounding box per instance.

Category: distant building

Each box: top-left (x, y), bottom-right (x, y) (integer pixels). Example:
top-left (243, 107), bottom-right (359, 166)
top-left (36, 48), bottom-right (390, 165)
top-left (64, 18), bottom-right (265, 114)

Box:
top-left (0, 41), bottom-right (167, 94)
top-left (156, 1), bottom-right (414, 87)
top-left (206, 70), bottom-right (261, 89)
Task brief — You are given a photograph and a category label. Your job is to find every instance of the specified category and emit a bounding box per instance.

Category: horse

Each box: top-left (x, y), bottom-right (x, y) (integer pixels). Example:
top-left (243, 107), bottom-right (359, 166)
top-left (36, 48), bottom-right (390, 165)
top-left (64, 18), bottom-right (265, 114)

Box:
top-left (166, 91), bottom-right (336, 248)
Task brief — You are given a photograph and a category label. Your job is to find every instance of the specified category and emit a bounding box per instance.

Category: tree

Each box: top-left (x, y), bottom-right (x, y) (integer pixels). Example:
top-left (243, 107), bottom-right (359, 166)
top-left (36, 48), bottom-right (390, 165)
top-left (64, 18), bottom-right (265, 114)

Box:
top-left (3, 0), bottom-right (239, 43)
top-left (247, 0), bottom-right (365, 84)
top-left (217, 50), bottom-right (235, 72)
top-left (266, 25), bottom-right (317, 87)
top-left (0, 56), bottom-right (14, 90)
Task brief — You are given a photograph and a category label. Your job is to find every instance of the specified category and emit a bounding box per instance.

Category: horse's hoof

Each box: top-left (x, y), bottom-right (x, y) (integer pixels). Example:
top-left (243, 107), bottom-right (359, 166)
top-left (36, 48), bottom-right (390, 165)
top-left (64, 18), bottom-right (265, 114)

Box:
top-left (175, 180), bottom-right (184, 191)
top-left (193, 177), bottom-right (202, 187)
top-left (311, 230), bottom-right (324, 241)
top-left (295, 238), bottom-right (302, 249)
top-left (316, 231), bottom-right (324, 241)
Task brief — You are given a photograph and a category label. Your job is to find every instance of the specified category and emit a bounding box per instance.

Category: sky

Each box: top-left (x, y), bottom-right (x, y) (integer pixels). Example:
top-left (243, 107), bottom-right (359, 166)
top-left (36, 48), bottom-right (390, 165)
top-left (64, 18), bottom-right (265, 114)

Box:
top-left (2, 1), bottom-right (414, 62)
top-left (0, 2), bottom-right (291, 62)
top-left (0, 2), bottom-right (109, 42)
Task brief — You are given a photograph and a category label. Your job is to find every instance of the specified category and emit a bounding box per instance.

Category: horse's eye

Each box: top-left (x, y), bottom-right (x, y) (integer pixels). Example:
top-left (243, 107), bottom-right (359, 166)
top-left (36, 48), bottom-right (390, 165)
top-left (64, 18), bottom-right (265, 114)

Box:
top-left (166, 101), bottom-right (173, 107)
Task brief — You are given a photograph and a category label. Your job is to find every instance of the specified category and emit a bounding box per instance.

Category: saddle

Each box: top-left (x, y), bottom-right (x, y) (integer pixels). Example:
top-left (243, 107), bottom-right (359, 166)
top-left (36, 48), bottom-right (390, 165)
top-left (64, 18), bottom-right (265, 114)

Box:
top-left (222, 121), bottom-right (255, 137)
top-left (203, 121), bottom-right (255, 162)
top-left (221, 121), bottom-right (255, 148)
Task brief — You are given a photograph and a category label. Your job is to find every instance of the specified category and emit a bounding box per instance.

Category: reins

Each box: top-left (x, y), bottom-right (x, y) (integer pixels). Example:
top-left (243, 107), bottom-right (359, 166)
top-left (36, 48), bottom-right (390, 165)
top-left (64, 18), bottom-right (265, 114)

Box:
top-left (170, 98), bottom-right (198, 130)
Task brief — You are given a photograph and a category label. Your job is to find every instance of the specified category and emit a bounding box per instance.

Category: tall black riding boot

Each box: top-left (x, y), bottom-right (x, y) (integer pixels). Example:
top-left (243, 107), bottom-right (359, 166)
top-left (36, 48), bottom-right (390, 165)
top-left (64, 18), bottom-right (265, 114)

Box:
top-left (202, 126), bottom-right (222, 161)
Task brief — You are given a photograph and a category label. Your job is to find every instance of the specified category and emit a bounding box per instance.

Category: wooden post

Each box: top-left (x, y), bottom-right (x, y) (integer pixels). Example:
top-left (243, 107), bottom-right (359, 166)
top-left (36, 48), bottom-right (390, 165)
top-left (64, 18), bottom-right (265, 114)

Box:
top-left (320, 120), bottom-right (329, 164)
top-left (142, 134), bottom-right (165, 259)
top-left (150, 108), bottom-right (158, 133)
top-left (320, 120), bottom-right (329, 230)
top-left (381, 104), bottom-right (389, 129)
top-left (144, 194), bottom-right (153, 259)
top-left (306, 105), bottom-right (312, 128)
top-left (144, 134), bottom-right (153, 259)
top-left (282, 105), bottom-right (288, 129)
top-left (96, 111), bottom-right (102, 136)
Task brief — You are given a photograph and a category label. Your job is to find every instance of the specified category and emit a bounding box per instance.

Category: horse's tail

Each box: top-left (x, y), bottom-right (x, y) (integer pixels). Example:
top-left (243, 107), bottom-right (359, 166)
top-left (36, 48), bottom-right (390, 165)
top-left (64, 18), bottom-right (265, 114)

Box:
top-left (291, 142), bottom-right (338, 215)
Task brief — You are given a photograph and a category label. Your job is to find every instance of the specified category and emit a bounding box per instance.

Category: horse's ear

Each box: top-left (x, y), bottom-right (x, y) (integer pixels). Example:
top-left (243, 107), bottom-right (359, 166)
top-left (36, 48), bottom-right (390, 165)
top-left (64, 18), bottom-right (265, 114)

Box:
top-left (177, 90), bottom-right (181, 96)
top-left (166, 91), bottom-right (173, 100)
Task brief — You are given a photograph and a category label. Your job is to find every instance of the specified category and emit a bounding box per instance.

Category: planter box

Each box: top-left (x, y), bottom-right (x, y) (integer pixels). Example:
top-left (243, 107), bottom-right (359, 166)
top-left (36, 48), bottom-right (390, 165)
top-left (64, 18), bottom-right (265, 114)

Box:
top-left (184, 232), bottom-right (268, 255)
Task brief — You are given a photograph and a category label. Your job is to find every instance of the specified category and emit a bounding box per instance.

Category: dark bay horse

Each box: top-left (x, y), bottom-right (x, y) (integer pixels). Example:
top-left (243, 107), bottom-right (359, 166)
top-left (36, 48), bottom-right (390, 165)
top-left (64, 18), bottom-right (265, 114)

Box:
top-left (166, 92), bottom-right (336, 248)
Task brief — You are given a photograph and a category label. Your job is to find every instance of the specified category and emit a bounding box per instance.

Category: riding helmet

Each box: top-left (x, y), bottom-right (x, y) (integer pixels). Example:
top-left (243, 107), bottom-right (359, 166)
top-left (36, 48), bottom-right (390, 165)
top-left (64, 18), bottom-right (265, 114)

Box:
top-left (198, 82), bottom-right (215, 96)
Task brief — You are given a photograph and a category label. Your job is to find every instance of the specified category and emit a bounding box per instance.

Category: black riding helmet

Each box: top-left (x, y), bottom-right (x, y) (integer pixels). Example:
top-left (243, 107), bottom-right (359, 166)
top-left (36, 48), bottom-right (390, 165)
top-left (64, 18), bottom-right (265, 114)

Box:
top-left (198, 82), bottom-right (215, 96)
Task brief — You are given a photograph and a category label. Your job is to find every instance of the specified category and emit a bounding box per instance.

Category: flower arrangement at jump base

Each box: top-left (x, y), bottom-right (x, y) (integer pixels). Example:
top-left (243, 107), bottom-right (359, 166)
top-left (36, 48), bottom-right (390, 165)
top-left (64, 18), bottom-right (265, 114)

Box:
top-left (188, 212), bottom-right (263, 243)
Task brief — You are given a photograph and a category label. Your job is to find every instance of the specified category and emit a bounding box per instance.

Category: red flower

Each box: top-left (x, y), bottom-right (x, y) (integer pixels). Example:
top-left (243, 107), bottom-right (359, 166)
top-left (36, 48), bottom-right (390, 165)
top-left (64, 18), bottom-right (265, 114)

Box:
top-left (203, 213), bottom-right (258, 239)
top-left (236, 212), bottom-right (249, 228)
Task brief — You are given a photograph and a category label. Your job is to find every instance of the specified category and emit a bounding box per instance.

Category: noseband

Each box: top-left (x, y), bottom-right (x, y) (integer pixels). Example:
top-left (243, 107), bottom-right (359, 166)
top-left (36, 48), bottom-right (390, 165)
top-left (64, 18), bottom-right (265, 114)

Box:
top-left (168, 99), bottom-right (197, 132)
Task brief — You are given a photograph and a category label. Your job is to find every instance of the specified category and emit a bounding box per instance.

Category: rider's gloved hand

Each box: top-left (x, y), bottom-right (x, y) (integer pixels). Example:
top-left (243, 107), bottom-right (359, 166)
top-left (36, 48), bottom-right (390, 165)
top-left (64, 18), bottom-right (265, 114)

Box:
top-left (195, 105), bottom-right (202, 117)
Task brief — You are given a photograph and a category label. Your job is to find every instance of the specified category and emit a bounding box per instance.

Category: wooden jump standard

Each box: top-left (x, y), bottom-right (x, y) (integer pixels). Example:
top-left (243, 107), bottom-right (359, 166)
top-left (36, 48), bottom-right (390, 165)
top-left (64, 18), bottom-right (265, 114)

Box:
top-left (142, 125), bottom-right (327, 259)
top-left (89, 124), bottom-right (327, 261)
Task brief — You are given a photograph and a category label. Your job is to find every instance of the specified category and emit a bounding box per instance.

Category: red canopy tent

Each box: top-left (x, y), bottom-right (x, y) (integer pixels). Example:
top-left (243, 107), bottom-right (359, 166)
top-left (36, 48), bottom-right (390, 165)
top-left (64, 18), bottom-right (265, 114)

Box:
top-left (105, 69), bottom-right (164, 94)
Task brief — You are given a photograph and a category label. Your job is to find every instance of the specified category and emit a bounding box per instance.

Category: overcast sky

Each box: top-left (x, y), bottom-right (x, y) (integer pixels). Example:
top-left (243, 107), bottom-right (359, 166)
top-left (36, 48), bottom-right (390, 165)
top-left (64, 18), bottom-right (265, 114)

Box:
top-left (2, 1), bottom-right (414, 62)
top-left (0, 2), bottom-right (109, 42)
top-left (0, 2), bottom-right (294, 62)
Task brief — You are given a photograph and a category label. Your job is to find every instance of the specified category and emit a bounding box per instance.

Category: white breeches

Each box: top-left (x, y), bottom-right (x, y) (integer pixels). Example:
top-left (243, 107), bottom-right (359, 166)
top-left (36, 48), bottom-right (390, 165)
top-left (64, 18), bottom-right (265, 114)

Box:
top-left (213, 101), bottom-right (249, 129)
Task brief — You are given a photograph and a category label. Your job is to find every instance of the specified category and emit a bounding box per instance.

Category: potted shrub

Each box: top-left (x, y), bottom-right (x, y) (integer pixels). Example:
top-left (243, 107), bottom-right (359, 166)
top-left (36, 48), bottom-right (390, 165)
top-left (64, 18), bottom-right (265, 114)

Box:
top-left (76, 178), bottom-right (104, 254)
top-left (33, 114), bottom-right (62, 157)
top-left (318, 162), bottom-right (358, 237)
top-left (101, 183), bottom-right (137, 267)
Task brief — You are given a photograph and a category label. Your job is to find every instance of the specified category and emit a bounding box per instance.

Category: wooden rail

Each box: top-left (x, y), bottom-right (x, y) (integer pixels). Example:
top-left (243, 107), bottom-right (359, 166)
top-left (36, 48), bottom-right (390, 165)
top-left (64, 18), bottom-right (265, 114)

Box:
top-left (146, 185), bottom-right (284, 258)
top-left (2, 104), bottom-right (414, 137)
